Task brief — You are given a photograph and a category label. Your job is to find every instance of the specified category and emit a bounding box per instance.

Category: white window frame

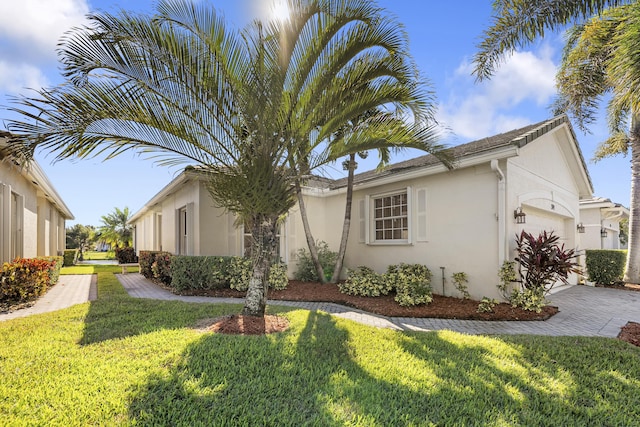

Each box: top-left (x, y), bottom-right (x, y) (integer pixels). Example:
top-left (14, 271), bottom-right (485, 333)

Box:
top-left (368, 187), bottom-right (412, 245)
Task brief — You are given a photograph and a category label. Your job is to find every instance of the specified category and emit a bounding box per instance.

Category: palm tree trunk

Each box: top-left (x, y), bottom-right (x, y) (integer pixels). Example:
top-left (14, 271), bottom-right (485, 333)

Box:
top-left (242, 214), bottom-right (279, 316)
top-left (294, 179), bottom-right (326, 283)
top-left (624, 112), bottom-right (640, 284)
top-left (330, 153), bottom-right (356, 283)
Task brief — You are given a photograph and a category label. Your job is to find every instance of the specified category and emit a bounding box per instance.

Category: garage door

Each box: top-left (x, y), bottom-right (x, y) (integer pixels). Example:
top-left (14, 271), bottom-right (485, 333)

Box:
top-left (520, 206), bottom-right (567, 242)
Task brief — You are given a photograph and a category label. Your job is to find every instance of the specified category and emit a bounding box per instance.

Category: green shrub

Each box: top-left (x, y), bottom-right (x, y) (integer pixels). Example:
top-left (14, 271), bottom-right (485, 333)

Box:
top-left (139, 251), bottom-right (166, 279)
top-left (268, 263), bottom-right (289, 290)
top-left (63, 249), bottom-right (78, 267)
top-left (170, 256), bottom-right (233, 291)
top-left (511, 231), bottom-right (580, 312)
top-left (0, 258), bottom-right (55, 308)
top-left (39, 256), bottom-right (63, 286)
top-left (228, 257), bottom-right (253, 291)
top-left (228, 257), bottom-right (288, 291)
top-left (151, 252), bottom-right (173, 286)
top-left (477, 297), bottom-right (498, 313)
top-left (294, 241), bottom-right (338, 282)
top-left (339, 266), bottom-right (389, 297)
top-left (115, 247), bottom-right (137, 264)
top-left (497, 260), bottom-right (518, 299)
top-left (509, 288), bottom-right (546, 313)
top-left (585, 249), bottom-right (627, 285)
top-left (451, 272), bottom-right (470, 299)
top-left (387, 263), bottom-right (433, 307)
top-left (516, 231), bottom-right (580, 292)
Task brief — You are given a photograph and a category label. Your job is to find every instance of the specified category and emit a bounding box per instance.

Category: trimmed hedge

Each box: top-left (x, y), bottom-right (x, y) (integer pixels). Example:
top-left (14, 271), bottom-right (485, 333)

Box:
top-left (0, 257), bottom-right (59, 308)
top-left (115, 247), bottom-right (137, 264)
top-left (139, 251), bottom-right (165, 279)
top-left (585, 249), bottom-right (627, 285)
top-left (63, 249), bottom-right (78, 267)
top-left (150, 255), bottom-right (289, 292)
top-left (171, 256), bottom-right (233, 291)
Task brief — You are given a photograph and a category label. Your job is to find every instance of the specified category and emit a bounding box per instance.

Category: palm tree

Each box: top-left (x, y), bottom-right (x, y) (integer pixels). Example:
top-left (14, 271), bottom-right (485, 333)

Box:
top-left (4, 0), bottom-right (441, 315)
top-left (473, 0), bottom-right (640, 284)
top-left (99, 207), bottom-right (133, 248)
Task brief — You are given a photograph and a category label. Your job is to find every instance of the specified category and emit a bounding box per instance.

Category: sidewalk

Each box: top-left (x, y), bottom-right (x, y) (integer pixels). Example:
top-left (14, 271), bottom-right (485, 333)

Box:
top-left (0, 275), bottom-right (96, 321)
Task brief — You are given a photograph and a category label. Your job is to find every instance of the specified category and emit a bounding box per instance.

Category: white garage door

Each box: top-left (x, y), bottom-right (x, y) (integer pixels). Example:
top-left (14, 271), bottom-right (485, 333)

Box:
top-left (521, 207), bottom-right (567, 242)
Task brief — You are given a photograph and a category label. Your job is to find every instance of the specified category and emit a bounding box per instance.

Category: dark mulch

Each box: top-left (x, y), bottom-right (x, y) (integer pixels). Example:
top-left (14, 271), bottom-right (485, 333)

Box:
top-left (197, 314), bottom-right (290, 335)
top-left (618, 322), bottom-right (640, 348)
top-left (178, 280), bottom-right (558, 321)
top-left (595, 283), bottom-right (640, 292)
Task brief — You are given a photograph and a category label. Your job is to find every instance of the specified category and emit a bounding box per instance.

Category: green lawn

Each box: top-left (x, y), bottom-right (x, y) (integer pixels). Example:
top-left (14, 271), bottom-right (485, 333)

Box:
top-left (0, 266), bottom-right (638, 426)
top-left (82, 250), bottom-right (116, 260)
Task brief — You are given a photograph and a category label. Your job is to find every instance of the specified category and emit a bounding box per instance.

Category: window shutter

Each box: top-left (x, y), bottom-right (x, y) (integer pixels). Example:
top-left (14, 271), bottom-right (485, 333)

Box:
top-left (227, 213), bottom-right (237, 256)
top-left (416, 188), bottom-right (428, 242)
top-left (186, 202), bottom-right (195, 255)
top-left (358, 198), bottom-right (366, 243)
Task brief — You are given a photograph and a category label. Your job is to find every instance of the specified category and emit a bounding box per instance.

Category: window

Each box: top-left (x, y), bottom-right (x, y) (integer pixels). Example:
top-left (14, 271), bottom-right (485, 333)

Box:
top-left (373, 191), bottom-right (408, 241)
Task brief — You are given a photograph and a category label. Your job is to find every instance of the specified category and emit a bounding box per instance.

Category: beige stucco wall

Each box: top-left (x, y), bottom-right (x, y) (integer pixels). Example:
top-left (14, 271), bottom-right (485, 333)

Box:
top-left (1, 164), bottom-right (68, 262)
top-left (506, 126), bottom-right (582, 284)
top-left (318, 163), bottom-right (502, 299)
top-left (579, 206), bottom-right (623, 250)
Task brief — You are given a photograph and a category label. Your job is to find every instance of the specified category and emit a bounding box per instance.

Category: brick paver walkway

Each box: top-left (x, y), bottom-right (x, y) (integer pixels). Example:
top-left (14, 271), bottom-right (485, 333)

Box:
top-left (0, 275), bottom-right (96, 321)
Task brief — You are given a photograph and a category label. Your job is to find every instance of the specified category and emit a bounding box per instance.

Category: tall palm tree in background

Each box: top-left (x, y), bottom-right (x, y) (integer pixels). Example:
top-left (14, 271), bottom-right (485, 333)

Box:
top-left (474, 0), bottom-right (640, 284)
top-left (99, 207), bottom-right (133, 248)
top-left (4, 0), bottom-right (445, 316)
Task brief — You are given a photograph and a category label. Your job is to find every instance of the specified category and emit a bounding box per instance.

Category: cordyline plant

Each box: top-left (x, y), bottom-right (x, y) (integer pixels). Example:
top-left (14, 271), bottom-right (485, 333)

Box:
top-left (515, 230), bottom-right (581, 294)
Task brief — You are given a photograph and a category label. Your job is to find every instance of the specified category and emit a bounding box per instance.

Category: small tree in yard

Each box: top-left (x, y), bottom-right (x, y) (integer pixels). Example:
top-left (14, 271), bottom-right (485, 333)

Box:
top-left (512, 230), bottom-right (581, 312)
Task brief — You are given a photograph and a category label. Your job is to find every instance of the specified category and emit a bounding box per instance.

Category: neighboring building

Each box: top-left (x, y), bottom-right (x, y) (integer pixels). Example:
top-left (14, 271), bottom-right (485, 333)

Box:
top-left (0, 132), bottom-right (74, 263)
top-left (578, 197), bottom-right (629, 250)
top-left (130, 115), bottom-right (594, 299)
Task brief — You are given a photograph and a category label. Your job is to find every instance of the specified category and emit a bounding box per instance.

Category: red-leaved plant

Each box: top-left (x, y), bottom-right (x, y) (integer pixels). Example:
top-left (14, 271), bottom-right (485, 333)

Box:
top-left (515, 230), bottom-right (581, 294)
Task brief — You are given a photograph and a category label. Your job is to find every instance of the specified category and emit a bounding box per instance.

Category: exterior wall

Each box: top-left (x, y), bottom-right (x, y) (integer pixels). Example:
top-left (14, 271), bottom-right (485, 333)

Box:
top-left (506, 127), bottom-right (582, 284)
top-left (579, 205), bottom-right (623, 250)
top-left (322, 163), bottom-right (502, 299)
top-left (0, 163), bottom-right (69, 262)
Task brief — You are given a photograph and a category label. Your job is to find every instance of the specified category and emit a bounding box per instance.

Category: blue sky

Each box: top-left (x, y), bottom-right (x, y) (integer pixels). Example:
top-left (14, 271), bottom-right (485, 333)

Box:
top-left (0, 0), bottom-right (630, 226)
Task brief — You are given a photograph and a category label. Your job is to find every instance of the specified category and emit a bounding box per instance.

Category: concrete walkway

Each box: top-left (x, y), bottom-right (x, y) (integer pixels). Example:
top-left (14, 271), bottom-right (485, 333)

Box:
top-left (0, 274), bottom-right (97, 321)
top-left (3, 273), bottom-right (639, 337)
top-left (117, 274), bottom-right (640, 337)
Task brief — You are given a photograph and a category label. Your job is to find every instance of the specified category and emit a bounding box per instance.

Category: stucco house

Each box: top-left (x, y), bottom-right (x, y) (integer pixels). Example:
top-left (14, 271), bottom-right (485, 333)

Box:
top-left (130, 115), bottom-right (594, 299)
top-left (578, 197), bottom-right (629, 250)
top-left (0, 131), bottom-right (74, 263)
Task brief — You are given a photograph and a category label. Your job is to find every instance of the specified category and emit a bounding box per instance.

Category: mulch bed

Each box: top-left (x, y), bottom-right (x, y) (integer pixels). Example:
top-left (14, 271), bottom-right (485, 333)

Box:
top-left (595, 283), bottom-right (640, 292)
top-left (618, 322), bottom-right (640, 348)
top-left (178, 280), bottom-right (558, 321)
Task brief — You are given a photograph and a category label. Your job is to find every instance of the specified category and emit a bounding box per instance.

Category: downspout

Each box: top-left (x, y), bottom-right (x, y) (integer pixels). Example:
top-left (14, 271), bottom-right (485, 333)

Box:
top-left (491, 160), bottom-right (506, 266)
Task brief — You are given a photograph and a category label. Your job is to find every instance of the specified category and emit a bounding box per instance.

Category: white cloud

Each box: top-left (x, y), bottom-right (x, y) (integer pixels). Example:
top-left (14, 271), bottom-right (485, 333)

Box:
top-left (438, 46), bottom-right (558, 141)
top-left (0, 0), bottom-right (89, 63)
top-left (0, 61), bottom-right (50, 94)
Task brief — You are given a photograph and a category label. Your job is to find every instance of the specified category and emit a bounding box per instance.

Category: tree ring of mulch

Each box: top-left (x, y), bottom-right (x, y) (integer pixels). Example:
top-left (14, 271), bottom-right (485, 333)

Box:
top-left (618, 321), bottom-right (640, 347)
top-left (195, 314), bottom-right (290, 335)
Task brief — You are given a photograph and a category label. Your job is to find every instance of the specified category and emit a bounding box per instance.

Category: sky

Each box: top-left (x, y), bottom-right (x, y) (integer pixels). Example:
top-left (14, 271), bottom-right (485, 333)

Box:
top-left (0, 0), bottom-right (631, 227)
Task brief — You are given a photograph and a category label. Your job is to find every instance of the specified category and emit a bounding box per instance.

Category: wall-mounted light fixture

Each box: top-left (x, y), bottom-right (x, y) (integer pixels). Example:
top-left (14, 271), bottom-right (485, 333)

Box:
top-left (514, 207), bottom-right (526, 224)
top-left (600, 228), bottom-right (608, 238)
top-left (577, 223), bottom-right (585, 233)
